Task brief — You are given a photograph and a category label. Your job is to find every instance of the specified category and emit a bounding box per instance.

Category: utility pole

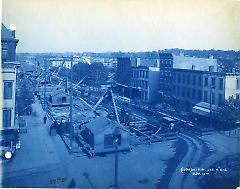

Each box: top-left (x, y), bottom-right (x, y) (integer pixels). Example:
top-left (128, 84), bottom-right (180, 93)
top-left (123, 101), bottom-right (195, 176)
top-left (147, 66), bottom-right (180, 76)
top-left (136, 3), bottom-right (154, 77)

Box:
top-left (44, 60), bottom-right (47, 111)
top-left (69, 56), bottom-right (73, 151)
top-left (209, 85), bottom-right (213, 128)
top-left (115, 140), bottom-right (118, 189)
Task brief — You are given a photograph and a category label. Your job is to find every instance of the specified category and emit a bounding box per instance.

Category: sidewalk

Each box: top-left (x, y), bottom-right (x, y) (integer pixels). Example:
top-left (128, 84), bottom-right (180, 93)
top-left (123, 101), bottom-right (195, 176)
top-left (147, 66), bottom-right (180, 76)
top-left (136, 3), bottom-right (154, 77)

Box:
top-left (1, 99), bottom-right (73, 187)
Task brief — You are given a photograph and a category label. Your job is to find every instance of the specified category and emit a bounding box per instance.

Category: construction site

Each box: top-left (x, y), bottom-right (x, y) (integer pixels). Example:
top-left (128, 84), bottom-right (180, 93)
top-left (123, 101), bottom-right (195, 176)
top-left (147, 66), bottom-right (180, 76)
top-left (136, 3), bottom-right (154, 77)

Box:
top-left (33, 56), bottom-right (180, 158)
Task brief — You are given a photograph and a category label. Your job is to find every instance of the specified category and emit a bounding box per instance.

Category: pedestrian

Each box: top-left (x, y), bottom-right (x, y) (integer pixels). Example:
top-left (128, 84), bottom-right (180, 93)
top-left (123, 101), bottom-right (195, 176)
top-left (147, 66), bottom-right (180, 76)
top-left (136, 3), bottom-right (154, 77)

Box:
top-left (68, 178), bottom-right (76, 188)
top-left (43, 115), bottom-right (47, 124)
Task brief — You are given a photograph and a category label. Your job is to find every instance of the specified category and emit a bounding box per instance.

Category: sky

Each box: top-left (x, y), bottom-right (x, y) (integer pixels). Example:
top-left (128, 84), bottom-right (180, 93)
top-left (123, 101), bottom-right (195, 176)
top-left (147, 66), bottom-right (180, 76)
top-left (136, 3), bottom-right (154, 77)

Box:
top-left (2, 0), bottom-right (240, 53)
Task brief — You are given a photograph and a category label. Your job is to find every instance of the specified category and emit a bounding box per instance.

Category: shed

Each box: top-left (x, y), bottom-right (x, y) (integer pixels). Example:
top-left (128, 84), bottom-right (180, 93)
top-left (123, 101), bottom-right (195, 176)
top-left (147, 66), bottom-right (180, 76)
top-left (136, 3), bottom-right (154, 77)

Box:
top-left (192, 102), bottom-right (218, 117)
top-left (49, 89), bottom-right (70, 107)
top-left (81, 116), bottom-right (130, 154)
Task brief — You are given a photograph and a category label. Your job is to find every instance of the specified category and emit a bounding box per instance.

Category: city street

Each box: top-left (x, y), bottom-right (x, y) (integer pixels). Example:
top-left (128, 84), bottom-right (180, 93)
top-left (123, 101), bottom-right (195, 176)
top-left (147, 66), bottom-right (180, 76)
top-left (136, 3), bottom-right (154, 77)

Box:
top-left (2, 98), bottom-right (176, 188)
top-left (2, 97), bottom-right (239, 188)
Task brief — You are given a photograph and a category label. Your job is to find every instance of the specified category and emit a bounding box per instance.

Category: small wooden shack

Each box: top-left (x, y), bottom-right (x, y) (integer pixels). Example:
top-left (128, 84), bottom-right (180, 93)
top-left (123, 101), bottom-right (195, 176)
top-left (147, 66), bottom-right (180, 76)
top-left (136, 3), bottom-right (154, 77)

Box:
top-left (49, 89), bottom-right (70, 107)
top-left (81, 116), bottom-right (130, 154)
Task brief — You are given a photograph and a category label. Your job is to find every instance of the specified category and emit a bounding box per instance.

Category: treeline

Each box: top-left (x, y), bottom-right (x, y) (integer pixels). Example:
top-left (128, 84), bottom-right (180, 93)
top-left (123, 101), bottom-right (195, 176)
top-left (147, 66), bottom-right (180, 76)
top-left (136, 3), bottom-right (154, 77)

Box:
top-left (56, 62), bottom-right (109, 86)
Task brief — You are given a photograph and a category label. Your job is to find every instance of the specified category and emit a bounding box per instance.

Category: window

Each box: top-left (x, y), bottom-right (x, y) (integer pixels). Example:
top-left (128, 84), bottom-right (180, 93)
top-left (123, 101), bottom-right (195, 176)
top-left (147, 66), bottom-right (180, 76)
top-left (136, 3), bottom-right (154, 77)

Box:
top-left (177, 73), bottom-right (181, 83)
top-left (212, 78), bottom-right (216, 88)
top-left (182, 87), bottom-right (186, 97)
top-left (219, 78), bottom-right (223, 90)
top-left (237, 78), bottom-right (240, 89)
top-left (212, 92), bottom-right (215, 105)
top-left (173, 73), bottom-right (176, 82)
top-left (3, 109), bottom-right (11, 127)
top-left (187, 88), bottom-right (190, 98)
top-left (4, 81), bottom-right (13, 99)
top-left (187, 75), bottom-right (191, 84)
top-left (204, 91), bottom-right (208, 102)
top-left (172, 85), bottom-right (176, 94)
top-left (182, 74), bottom-right (186, 84)
top-left (177, 86), bottom-right (180, 96)
top-left (198, 76), bottom-right (202, 86)
top-left (192, 75), bottom-right (196, 85)
top-left (146, 71), bottom-right (149, 79)
top-left (2, 49), bottom-right (7, 62)
top-left (62, 97), bottom-right (67, 103)
top-left (218, 94), bottom-right (223, 105)
top-left (204, 77), bottom-right (208, 87)
top-left (192, 89), bottom-right (196, 100)
top-left (198, 89), bottom-right (202, 101)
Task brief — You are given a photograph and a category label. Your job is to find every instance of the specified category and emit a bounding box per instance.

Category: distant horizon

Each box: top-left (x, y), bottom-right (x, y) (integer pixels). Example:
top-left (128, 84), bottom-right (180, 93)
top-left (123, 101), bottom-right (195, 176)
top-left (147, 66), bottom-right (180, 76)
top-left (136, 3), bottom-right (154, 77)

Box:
top-left (16, 48), bottom-right (240, 54)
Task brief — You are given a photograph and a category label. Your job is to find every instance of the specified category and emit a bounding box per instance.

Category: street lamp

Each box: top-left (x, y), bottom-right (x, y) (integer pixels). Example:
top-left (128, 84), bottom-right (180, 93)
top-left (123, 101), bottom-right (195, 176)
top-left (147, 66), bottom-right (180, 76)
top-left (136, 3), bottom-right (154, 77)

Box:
top-left (113, 127), bottom-right (121, 189)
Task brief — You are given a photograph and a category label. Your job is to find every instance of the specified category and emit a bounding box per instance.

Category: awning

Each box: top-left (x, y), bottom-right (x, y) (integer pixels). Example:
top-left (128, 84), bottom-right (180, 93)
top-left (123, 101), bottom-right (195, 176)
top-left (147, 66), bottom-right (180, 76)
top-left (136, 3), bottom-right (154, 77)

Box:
top-left (192, 106), bottom-right (210, 117)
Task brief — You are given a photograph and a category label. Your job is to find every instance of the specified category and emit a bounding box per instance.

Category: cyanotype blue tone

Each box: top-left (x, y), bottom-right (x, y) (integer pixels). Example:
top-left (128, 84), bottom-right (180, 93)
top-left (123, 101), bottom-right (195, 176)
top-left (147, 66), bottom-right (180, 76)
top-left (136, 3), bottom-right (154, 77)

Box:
top-left (1, 1), bottom-right (240, 188)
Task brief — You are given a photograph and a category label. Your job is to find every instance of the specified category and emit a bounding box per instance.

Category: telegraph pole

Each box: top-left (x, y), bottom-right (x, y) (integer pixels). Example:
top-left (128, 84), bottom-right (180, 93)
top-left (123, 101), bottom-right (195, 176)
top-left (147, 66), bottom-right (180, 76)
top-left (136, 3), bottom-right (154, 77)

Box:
top-left (69, 56), bottom-right (73, 151)
top-left (209, 85), bottom-right (213, 128)
top-left (44, 60), bottom-right (47, 111)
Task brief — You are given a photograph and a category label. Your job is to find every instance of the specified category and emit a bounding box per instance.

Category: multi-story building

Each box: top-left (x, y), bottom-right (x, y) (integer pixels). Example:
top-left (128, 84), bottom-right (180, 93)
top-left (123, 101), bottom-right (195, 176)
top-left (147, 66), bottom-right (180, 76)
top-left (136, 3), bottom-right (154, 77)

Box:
top-left (115, 57), bottom-right (160, 103)
top-left (1, 23), bottom-right (19, 129)
top-left (115, 57), bottom-right (132, 86)
top-left (1, 23), bottom-right (20, 156)
top-left (202, 72), bottom-right (240, 104)
top-left (172, 57), bottom-right (240, 112)
top-left (131, 66), bottom-right (160, 102)
top-left (158, 53), bottom-right (174, 103)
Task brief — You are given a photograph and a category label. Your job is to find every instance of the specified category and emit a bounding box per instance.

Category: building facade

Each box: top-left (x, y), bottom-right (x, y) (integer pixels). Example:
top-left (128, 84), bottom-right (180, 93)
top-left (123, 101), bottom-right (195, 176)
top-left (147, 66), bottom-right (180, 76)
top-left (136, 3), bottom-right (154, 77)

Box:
top-left (172, 67), bottom-right (240, 111)
top-left (131, 66), bottom-right (160, 103)
top-left (1, 24), bottom-right (19, 129)
top-left (158, 53), bottom-right (174, 103)
top-left (115, 57), bottom-right (132, 86)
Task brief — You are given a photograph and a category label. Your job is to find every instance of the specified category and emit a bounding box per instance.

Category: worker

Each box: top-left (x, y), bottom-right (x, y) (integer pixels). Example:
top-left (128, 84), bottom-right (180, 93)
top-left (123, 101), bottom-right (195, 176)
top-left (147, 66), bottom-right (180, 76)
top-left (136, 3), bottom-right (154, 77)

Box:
top-left (43, 115), bottom-right (47, 124)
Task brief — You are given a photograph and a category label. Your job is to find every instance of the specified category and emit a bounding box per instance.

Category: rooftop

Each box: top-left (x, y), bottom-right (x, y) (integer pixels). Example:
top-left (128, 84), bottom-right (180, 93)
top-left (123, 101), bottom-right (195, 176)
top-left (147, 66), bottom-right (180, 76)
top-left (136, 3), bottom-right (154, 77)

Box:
top-left (173, 54), bottom-right (218, 71)
top-left (85, 116), bottom-right (120, 135)
top-left (1, 24), bottom-right (17, 40)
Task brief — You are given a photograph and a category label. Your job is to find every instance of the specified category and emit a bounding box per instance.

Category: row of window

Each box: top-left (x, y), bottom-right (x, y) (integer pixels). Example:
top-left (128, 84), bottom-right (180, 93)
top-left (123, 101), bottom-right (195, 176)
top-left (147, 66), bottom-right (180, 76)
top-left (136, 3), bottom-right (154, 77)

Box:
top-left (132, 80), bottom-right (148, 89)
top-left (173, 86), bottom-right (202, 101)
top-left (203, 91), bottom-right (223, 105)
top-left (132, 70), bottom-right (148, 79)
top-left (173, 73), bottom-right (202, 86)
top-left (173, 85), bottom-right (224, 105)
top-left (173, 73), bottom-right (225, 90)
top-left (160, 59), bottom-right (172, 67)
top-left (160, 70), bottom-right (171, 78)
top-left (204, 77), bottom-right (223, 90)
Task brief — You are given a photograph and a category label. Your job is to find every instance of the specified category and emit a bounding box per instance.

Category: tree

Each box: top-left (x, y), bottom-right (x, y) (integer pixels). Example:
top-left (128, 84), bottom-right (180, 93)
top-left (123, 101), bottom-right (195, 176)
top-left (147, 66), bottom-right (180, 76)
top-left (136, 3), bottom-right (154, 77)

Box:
top-left (72, 62), bottom-right (89, 82)
top-left (217, 97), bottom-right (240, 128)
top-left (16, 83), bottom-right (34, 115)
top-left (89, 62), bottom-right (108, 86)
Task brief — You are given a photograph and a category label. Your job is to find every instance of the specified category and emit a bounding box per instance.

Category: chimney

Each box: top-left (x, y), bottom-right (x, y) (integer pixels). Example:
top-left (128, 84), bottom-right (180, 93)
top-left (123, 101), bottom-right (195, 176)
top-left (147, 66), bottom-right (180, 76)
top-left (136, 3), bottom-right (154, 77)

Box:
top-left (191, 65), bottom-right (196, 70)
top-left (209, 65), bottom-right (214, 72)
top-left (156, 59), bottom-right (160, 68)
top-left (11, 30), bottom-right (16, 38)
top-left (137, 58), bottom-right (141, 67)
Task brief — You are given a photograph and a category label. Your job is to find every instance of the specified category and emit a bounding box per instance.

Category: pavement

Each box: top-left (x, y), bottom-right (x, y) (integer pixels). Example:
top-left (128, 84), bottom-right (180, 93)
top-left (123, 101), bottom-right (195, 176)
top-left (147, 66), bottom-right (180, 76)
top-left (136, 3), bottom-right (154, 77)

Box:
top-left (1, 98), bottom-right (176, 188)
top-left (1, 99), bottom-right (74, 187)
